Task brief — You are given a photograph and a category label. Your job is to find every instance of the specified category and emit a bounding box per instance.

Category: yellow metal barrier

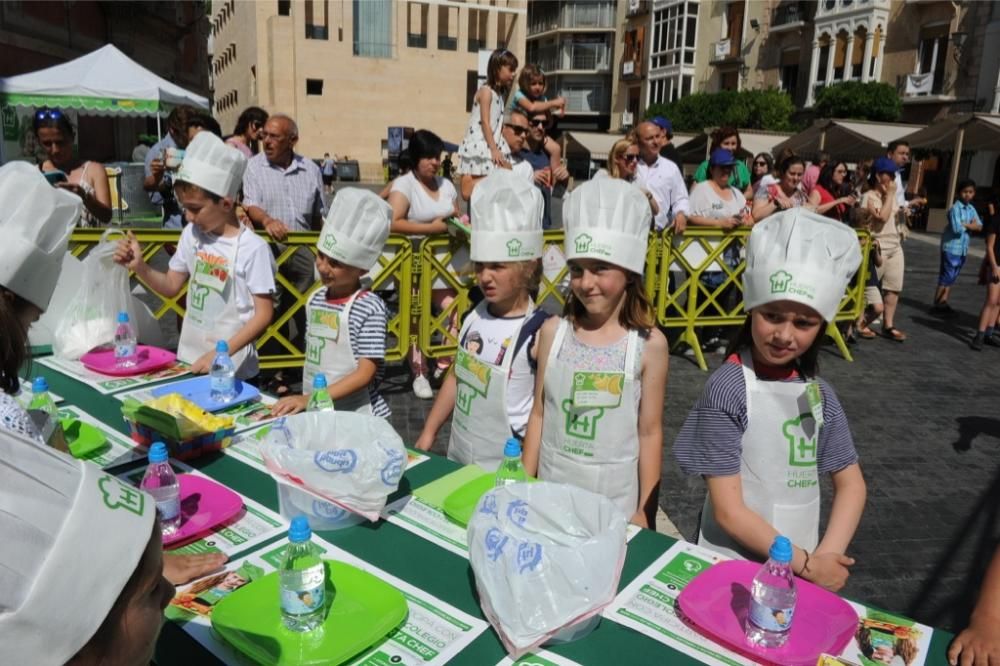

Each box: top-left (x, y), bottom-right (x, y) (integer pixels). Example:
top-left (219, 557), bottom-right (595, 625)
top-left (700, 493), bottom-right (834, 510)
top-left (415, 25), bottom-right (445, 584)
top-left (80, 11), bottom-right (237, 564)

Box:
top-left (68, 226), bottom-right (867, 373)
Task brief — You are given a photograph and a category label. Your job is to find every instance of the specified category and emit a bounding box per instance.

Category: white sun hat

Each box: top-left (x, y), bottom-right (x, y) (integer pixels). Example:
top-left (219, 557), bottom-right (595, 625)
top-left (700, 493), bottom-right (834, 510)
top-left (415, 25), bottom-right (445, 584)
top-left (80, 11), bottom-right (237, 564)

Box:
top-left (470, 169), bottom-right (544, 262)
top-left (0, 430), bottom-right (156, 664)
top-left (562, 177), bottom-right (651, 275)
top-left (318, 188), bottom-right (392, 270)
top-left (0, 161), bottom-right (81, 310)
top-left (743, 208), bottom-right (862, 322)
top-left (175, 130), bottom-right (247, 199)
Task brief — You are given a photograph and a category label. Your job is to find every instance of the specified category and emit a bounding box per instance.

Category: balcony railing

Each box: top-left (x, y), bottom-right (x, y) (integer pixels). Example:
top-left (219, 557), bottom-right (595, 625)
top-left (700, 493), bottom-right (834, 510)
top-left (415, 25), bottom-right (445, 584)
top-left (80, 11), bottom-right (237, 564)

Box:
top-left (772, 3), bottom-right (806, 27)
top-left (558, 84), bottom-right (610, 113)
top-left (530, 42), bottom-right (612, 73)
top-left (528, 2), bottom-right (615, 35)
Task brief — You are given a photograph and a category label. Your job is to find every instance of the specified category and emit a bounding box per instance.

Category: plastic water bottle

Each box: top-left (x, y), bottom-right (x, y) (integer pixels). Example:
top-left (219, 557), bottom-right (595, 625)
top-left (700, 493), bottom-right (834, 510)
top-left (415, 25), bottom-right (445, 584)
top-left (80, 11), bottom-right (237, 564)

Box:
top-left (280, 515), bottom-right (326, 632)
top-left (495, 437), bottom-right (527, 487)
top-left (210, 340), bottom-right (237, 402)
top-left (139, 442), bottom-right (181, 537)
top-left (27, 377), bottom-right (59, 418)
top-left (746, 535), bottom-right (797, 648)
top-left (114, 311), bottom-right (137, 368)
top-left (306, 373), bottom-right (335, 412)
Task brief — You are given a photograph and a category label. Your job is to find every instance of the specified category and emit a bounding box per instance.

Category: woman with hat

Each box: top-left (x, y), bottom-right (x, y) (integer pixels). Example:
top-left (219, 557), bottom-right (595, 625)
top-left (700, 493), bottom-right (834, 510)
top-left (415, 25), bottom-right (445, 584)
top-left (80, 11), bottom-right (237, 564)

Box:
top-left (861, 156), bottom-right (906, 342)
top-left (674, 209), bottom-right (866, 592)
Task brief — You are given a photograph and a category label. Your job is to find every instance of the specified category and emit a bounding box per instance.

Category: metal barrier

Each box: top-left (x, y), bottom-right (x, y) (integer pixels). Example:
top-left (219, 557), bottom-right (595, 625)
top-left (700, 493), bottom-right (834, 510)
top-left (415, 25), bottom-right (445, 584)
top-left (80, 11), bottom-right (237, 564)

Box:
top-left (67, 226), bottom-right (868, 373)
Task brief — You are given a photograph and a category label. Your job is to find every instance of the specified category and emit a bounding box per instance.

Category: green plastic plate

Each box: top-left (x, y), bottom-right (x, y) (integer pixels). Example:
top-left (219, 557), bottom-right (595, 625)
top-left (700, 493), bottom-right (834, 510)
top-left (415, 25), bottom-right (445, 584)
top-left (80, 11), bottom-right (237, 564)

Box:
top-left (61, 418), bottom-right (107, 459)
top-left (211, 560), bottom-right (408, 666)
top-left (442, 472), bottom-right (538, 528)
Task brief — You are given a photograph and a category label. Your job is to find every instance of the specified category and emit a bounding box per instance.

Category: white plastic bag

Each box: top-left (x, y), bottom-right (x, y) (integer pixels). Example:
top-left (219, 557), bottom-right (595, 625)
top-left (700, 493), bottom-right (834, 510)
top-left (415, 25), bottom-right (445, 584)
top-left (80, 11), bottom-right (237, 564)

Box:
top-left (52, 230), bottom-right (135, 359)
top-left (467, 482), bottom-right (628, 658)
top-left (260, 412), bottom-right (406, 522)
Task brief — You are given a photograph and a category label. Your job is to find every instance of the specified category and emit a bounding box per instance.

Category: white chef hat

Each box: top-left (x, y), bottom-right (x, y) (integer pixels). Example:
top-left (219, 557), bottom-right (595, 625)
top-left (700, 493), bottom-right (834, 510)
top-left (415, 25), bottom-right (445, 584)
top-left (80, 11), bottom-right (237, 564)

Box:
top-left (175, 131), bottom-right (247, 199)
top-left (743, 208), bottom-right (862, 321)
top-left (470, 169), bottom-right (544, 262)
top-left (0, 162), bottom-right (81, 311)
top-left (0, 431), bottom-right (155, 664)
top-left (563, 177), bottom-right (651, 274)
top-left (318, 188), bottom-right (392, 270)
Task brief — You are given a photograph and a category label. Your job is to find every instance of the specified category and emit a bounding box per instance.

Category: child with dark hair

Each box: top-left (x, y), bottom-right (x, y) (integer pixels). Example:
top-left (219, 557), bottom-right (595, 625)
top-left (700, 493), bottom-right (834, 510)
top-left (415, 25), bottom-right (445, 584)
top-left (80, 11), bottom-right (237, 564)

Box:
top-left (933, 178), bottom-right (981, 318)
top-left (675, 210), bottom-right (866, 592)
top-left (509, 64), bottom-right (565, 178)
top-left (458, 49), bottom-right (519, 200)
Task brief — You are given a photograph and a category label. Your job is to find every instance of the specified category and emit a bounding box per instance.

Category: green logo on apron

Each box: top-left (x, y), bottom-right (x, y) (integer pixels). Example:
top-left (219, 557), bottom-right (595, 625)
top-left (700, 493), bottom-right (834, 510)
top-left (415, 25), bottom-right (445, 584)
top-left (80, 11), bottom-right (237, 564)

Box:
top-left (454, 351), bottom-right (490, 415)
top-left (561, 399), bottom-right (604, 441)
top-left (782, 413), bottom-right (818, 467)
top-left (305, 335), bottom-right (326, 365)
top-left (189, 283), bottom-right (210, 312)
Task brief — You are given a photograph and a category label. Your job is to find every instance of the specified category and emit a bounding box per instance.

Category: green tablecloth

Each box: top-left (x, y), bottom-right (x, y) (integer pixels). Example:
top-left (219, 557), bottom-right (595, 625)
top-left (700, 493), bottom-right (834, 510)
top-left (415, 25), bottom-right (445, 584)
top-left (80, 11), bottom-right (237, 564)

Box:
top-left (31, 363), bottom-right (955, 666)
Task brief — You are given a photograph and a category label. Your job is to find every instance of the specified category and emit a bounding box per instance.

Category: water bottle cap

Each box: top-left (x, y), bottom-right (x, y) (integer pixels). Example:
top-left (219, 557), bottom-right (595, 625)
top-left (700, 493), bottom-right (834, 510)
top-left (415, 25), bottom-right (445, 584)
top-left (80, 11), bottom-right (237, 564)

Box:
top-left (503, 437), bottom-right (522, 457)
top-left (117, 311), bottom-right (129, 323)
top-left (289, 515), bottom-right (311, 542)
top-left (769, 535), bottom-right (793, 563)
top-left (313, 373), bottom-right (328, 389)
top-left (215, 340), bottom-right (229, 353)
top-left (31, 376), bottom-right (48, 393)
top-left (148, 442), bottom-right (169, 463)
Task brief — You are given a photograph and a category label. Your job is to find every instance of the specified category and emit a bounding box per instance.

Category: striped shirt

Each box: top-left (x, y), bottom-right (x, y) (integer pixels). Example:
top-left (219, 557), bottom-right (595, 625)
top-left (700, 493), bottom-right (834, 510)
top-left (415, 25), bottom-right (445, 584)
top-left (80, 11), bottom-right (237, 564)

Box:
top-left (242, 153), bottom-right (326, 232)
top-left (307, 289), bottom-right (390, 418)
top-left (674, 356), bottom-right (857, 477)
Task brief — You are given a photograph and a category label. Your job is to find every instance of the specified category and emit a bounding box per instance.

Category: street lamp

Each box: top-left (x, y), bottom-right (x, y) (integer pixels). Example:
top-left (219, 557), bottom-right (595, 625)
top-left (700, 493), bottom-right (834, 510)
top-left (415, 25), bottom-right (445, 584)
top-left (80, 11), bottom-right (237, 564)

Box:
top-left (951, 31), bottom-right (968, 63)
top-left (740, 64), bottom-right (750, 81)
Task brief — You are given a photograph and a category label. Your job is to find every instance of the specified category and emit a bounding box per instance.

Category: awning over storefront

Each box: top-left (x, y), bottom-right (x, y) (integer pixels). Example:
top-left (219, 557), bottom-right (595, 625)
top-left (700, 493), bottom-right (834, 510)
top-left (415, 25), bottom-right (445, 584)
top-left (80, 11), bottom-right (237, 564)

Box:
top-left (901, 113), bottom-right (1000, 203)
top-left (565, 131), bottom-right (700, 162)
top-left (737, 130), bottom-right (793, 160)
top-left (771, 119), bottom-right (924, 162)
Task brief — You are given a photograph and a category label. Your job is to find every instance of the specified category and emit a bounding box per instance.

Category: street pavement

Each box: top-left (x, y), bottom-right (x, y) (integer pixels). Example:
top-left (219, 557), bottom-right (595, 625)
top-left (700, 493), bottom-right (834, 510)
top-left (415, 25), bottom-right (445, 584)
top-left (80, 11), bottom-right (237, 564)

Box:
top-left (386, 230), bottom-right (1000, 634)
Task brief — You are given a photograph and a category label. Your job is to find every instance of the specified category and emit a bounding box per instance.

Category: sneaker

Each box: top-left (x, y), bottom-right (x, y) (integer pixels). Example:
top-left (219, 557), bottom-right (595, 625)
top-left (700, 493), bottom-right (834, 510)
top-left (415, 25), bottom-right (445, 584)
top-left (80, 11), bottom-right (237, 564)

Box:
top-left (986, 334), bottom-right (1000, 348)
top-left (412, 375), bottom-right (434, 399)
top-left (970, 332), bottom-right (985, 351)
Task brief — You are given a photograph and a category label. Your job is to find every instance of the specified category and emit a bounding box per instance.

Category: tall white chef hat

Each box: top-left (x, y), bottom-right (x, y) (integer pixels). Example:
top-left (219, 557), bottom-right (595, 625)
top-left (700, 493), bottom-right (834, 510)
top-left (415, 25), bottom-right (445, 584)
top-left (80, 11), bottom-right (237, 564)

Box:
top-left (318, 188), bottom-right (392, 270)
top-left (175, 130), bottom-right (247, 200)
top-left (470, 169), bottom-right (544, 262)
top-left (743, 208), bottom-right (862, 321)
top-left (563, 177), bottom-right (651, 274)
top-left (0, 161), bottom-right (81, 310)
top-left (0, 431), bottom-right (156, 664)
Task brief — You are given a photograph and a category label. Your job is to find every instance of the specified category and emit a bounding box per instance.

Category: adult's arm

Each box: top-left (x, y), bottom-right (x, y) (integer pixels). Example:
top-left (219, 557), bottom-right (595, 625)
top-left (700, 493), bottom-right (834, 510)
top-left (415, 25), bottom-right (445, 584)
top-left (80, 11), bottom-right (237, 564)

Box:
top-left (388, 190), bottom-right (447, 235)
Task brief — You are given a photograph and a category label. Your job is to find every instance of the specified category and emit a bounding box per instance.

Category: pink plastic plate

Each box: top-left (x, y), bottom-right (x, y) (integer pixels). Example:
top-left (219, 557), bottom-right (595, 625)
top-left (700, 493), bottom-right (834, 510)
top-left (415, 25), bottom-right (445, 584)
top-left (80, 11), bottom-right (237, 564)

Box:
top-left (676, 560), bottom-right (858, 666)
top-left (81, 345), bottom-right (177, 377)
top-left (162, 474), bottom-right (245, 547)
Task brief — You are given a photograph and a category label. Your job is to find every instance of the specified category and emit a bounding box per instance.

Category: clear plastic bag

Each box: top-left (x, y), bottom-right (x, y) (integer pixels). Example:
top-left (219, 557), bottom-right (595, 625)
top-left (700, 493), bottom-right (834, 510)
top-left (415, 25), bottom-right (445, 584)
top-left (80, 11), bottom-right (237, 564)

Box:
top-left (259, 412), bottom-right (406, 522)
top-left (52, 230), bottom-right (134, 359)
top-left (467, 482), bottom-right (628, 658)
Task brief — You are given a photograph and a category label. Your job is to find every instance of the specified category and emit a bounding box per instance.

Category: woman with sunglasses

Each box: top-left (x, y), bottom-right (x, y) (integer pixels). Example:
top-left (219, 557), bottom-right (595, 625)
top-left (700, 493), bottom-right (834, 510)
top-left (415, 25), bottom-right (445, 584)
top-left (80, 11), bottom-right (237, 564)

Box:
top-left (809, 161), bottom-right (857, 223)
top-left (750, 152), bottom-right (774, 195)
top-left (603, 138), bottom-right (659, 217)
top-left (225, 106), bottom-right (269, 158)
top-left (32, 107), bottom-right (112, 226)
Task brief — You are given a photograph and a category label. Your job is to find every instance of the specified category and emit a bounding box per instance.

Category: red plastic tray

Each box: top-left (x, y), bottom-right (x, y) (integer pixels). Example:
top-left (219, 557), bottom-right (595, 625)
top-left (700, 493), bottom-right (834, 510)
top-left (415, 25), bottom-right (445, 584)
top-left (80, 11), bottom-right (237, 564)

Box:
top-left (81, 345), bottom-right (176, 377)
top-left (676, 560), bottom-right (858, 666)
top-left (162, 473), bottom-right (245, 547)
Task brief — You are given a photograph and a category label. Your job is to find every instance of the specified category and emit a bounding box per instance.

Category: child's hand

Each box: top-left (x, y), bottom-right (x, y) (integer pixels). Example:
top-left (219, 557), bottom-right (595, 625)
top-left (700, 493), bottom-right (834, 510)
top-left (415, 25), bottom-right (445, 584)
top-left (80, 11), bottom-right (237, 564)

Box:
top-left (803, 551), bottom-right (855, 592)
top-left (189, 350), bottom-right (216, 375)
top-left (271, 394), bottom-right (308, 417)
top-left (114, 231), bottom-right (144, 271)
top-left (949, 612), bottom-right (1000, 665)
top-left (163, 552), bottom-right (228, 585)
top-left (490, 146), bottom-right (508, 168)
top-left (628, 510), bottom-right (650, 529)
top-left (414, 433), bottom-right (435, 452)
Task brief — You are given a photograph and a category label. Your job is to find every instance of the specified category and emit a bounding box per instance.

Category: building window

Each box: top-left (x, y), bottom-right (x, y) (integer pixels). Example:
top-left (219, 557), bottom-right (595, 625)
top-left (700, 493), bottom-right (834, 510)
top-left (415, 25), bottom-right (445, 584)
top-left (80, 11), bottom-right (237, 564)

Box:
top-left (438, 5), bottom-right (458, 51)
top-left (497, 12), bottom-right (516, 50)
top-left (468, 8), bottom-right (488, 52)
top-left (278, 0), bottom-right (290, 17)
top-left (307, 78), bottom-right (324, 95)
top-left (407, 2), bottom-right (428, 48)
top-left (780, 49), bottom-right (800, 100)
top-left (649, 1), bottom-right (698, 102)
top-left (305, 0), bottom-right (329, 39)
top-left (354, 0), bottom-right (393, 58)
top-left (621, 27), bottom-right (645, 78)
top-left (917, 25), bottom-right (948, 94)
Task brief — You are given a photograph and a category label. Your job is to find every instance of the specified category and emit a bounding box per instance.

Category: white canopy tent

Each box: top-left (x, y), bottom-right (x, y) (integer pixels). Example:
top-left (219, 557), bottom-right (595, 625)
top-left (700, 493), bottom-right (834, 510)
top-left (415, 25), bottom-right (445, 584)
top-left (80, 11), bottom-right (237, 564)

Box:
top-left (901, 113), bottom-right (1000, 203)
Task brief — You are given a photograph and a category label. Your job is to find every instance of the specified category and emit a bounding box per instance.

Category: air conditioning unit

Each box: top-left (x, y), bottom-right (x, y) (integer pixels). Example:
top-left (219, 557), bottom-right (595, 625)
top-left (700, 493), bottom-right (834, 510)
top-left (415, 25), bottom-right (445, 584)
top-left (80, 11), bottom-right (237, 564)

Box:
top-left (622, 111), bottom-right (634, 127)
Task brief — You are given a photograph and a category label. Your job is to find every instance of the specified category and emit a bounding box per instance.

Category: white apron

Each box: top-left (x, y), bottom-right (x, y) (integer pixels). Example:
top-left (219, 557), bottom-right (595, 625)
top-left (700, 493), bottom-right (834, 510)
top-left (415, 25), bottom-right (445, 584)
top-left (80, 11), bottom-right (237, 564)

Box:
top-left (448, 301), bottom-right (534, 472)
top-left (302, 287), bottom-right (373, 415)
top-left (538, 320), bottom-right (641, 517)
top-left (178, 228), bottom-right (257, 379)
top-left (698, 350), bottom-right (821, 560)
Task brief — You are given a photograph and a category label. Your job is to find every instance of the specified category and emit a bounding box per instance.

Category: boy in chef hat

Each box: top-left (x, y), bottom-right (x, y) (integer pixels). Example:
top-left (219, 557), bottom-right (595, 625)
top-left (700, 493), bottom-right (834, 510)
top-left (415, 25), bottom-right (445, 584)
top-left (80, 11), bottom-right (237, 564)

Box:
top-left (0, 429), bottom-right (174, 665)
top-left (0, 162), bottom-right (80, 441)
top-left (674, 208), bottom-right (867, 592)
top-left (115, 131), bottom-right (277, 379)
top-left (522, 177), bottom-right (669, 528)
top-left (415, 169), bottom-right (551, 470)
top-left (271, 188), bottom-right (392, 416)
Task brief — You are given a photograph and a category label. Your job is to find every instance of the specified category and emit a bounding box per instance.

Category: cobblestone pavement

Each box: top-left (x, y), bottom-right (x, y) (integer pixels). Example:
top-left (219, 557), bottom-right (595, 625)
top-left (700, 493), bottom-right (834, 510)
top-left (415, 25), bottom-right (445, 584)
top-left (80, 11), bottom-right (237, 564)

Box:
top-left (388, 231), bottom-right (1000, 633)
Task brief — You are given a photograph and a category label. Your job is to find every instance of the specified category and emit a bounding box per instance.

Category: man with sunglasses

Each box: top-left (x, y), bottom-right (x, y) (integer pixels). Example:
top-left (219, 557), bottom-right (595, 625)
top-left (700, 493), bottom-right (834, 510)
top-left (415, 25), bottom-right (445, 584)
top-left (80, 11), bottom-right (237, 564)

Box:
top-left (501, 109), bottom-right (535, 182)
top-left (517, 111), bottom-right (568, 228)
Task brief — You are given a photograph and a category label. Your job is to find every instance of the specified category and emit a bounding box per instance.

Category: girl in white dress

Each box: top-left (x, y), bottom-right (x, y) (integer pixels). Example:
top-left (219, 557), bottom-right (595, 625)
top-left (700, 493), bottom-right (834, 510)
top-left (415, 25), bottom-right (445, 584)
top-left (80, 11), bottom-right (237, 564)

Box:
top-left (458, 49), bottom-right (518, 200)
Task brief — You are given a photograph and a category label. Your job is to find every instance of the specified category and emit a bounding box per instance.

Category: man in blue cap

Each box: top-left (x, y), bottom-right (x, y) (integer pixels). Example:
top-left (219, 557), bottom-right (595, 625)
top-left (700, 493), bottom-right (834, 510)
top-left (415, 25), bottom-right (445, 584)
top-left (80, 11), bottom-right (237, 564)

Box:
top-left (652, 116), bottom-right (683, 172)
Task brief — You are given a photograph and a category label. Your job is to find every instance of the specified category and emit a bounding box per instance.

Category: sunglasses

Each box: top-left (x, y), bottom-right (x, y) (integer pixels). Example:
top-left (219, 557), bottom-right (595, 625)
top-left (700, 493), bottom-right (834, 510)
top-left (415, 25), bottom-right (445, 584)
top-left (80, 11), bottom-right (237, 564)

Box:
top-left (754, 160), bottom-right (769, 166)
top-left (530, 119), bottom-right (548, 128)
top-left (621, 154), bottom-right (640, 163)
top-left (35, 108), bottom-right (64, 121)
top-left (505, 124), bottom-right (529, 136)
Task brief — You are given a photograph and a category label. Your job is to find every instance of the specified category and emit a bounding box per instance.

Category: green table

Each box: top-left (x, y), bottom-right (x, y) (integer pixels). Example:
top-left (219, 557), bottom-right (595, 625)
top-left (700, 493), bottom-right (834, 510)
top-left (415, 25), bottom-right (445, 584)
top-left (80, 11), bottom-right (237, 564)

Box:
top-left (32, 362), bottom-right (955, 666)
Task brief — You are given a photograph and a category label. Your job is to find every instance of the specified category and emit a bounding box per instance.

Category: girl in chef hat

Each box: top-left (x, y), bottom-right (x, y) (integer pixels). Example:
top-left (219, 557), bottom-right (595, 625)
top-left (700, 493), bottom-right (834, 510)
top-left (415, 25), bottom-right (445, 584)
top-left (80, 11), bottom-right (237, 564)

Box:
top-left (522, 177), bottom-right (669, 528)
top-left (674, 208), bottom-right (867, 592)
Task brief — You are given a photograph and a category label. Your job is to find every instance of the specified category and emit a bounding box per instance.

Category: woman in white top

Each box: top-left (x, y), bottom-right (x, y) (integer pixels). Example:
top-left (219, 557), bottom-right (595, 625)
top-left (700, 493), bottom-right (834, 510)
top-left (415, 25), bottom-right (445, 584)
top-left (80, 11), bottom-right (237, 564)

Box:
top-left (388, 130), bottom-right (461, 399)
top-left (33, 107), bottom-right (112, 226)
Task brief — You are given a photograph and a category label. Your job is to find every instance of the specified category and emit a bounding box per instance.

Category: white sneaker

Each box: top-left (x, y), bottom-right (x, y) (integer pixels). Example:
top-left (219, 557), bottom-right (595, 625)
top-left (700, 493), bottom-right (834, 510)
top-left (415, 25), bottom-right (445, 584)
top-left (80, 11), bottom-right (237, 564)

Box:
top-left (412, 375), bottom-right (433, 399)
